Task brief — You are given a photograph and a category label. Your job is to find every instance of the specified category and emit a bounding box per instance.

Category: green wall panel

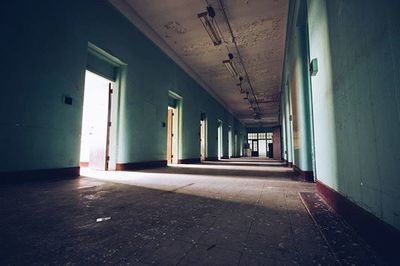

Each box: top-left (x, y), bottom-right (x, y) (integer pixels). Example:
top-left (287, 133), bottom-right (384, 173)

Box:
top-left (0, 0), bottom-right (245, 172)
top-left (306, 0), bottom-right (400, 230)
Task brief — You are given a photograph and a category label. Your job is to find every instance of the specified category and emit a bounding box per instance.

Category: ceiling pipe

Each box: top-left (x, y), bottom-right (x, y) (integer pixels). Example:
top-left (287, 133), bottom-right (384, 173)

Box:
top-left (216, 0), bottom-right (261, 114)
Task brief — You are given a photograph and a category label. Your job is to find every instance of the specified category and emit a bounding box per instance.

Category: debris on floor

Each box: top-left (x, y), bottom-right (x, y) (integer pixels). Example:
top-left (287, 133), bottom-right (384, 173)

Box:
top-left (0, 159), bottom-right (388, 265)
top-left (96, 217), bottom-right (111, 222)
top-left (299, 192), bottom-right (385, 265)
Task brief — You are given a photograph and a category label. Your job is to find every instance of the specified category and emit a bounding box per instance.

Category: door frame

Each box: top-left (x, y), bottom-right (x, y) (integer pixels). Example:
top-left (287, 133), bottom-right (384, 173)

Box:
top-left (167, 107), bottom-right (174, 164)
top-left (228, 127), bottom-right (232, 158)
top-left (85, 43), bottom-right (125, 171)
top-left (168, 91), bottom-right (182, 164)
top-left (200, 113), bottom-right (207, 161)
top-left (217, 120), bottom-right (223, 159)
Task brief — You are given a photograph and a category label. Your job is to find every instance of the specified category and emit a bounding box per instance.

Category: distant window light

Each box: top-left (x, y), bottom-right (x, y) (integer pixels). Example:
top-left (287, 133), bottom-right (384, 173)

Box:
top-left (248, 133), bottom-right (258, 140)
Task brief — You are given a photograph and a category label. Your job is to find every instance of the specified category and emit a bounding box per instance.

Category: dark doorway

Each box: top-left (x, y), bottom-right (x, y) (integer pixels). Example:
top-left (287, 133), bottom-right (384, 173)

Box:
top-left (251, 140), bottom-right (259, 157)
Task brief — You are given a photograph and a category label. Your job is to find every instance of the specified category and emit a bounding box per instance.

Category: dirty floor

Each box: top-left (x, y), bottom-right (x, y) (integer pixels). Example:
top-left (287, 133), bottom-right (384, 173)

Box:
top-left (0, 158), bottom-right (385, 265)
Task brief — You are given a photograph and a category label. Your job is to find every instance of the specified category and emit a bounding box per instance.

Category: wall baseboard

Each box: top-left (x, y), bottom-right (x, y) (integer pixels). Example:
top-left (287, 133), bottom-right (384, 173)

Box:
top-left (293, 165), bottom-right (314, 182)
top-left (221, 156), bottom-right (229, 159)
top-left (317, 181), bottom-right (400, 263)
top-left (205, 157), bottom-right (218, 161)
top-left (178, 158), bottom-right (200, 164)
top-left (116, 160), bottom-right (167, 171)
top-left (0, 167), bottom-right (80, 184)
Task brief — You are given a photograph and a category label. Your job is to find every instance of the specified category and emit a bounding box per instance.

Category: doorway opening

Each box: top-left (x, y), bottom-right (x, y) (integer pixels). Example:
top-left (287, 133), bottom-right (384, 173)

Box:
top-left (167, 93), bottom-right (180, 164)
top-left (234, 132), bottom-right (238, 157)
top-left (200, 113), bottom-right (207, 161)
top-left (267, 132), bottom-right (274, 158)
top-left (251, 140), bottom-right (259, 157)
top-left (80, 70), bottom-right (113, 170)
top-left (247, 132), bottom-right (274, 158)
top-left (259, 139), bottom-right (267, 157)
top-left (217, 121), bottom-right (223, 160)
top-left (228, 127), bottom-right (232, 158)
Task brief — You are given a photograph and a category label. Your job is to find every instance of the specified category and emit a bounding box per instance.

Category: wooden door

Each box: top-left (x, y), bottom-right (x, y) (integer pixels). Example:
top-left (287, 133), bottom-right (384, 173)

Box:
top-left (167, 109), bottom-right (173, 164)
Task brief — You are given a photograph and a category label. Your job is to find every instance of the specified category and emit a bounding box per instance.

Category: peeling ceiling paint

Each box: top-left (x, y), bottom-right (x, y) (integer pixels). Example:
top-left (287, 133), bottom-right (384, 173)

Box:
top-left (110, 0), bottom-right (289, 127)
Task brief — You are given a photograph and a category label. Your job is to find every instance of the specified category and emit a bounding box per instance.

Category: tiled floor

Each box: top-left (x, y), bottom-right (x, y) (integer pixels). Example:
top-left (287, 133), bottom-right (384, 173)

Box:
top-left (0, 158), bottom-right (384, 265)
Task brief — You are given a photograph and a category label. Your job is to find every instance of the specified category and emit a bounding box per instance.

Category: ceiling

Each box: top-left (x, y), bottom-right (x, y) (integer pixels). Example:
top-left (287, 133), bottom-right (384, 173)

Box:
top-left (110, 0), bottom-right (289, 127)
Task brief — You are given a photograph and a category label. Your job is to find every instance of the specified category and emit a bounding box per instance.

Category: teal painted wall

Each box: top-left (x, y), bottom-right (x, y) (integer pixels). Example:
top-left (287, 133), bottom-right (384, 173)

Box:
top-left (306, 0), bottom-right (400, 229)
top-left (0, 0), bottom-right (245, 172)
top-left (280, 0), bottom-right (314, 172)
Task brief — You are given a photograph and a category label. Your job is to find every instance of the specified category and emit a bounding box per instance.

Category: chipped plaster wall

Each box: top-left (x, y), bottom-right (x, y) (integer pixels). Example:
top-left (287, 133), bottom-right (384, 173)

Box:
top-left (307, 0), bottom-right (400, 230)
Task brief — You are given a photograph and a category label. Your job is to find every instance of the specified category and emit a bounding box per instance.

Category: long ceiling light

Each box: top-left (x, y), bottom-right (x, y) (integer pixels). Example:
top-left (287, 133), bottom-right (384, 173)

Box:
top-left (223, 53), bottom-right (238, 77)
top-left (197, 6), bottom-right (222, 46)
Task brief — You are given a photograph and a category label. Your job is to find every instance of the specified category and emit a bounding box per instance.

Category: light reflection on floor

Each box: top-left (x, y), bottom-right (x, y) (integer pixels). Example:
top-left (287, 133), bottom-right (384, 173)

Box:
top-left (79, 158), bottom-right (312, 206)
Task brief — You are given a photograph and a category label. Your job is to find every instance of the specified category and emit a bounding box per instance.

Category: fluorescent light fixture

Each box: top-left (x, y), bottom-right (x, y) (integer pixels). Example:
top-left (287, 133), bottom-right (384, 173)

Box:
top-left (223, 53), bottom-right (238, 77)
top-left (198, 6), bottom-right (222, 46)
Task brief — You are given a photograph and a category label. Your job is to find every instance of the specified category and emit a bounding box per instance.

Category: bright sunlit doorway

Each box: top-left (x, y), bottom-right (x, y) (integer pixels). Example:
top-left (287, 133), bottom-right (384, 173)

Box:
top-left (200, 113), bottom-right (207, 161)
top-left (228, 127), bottom-right (232, 158)
top-left (217, 121), bottom-right (223, 160)
top-left (80, 70), bottom-right (113, 170)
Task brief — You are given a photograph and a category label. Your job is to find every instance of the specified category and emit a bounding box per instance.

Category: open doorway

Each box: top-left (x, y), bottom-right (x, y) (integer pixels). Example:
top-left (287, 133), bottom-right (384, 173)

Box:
top-left (80, 70), bottom-right (113, 170)
top-left (167, 107), bottom-right (174, 164)
top-left (228, 127), bottom-right (232, 158)
top-left (259, 139), bottom-right (267, 157)
top-left (217, 121), bottom-right (223, 159)
top-left (267, 132), bottom-right (274, 158)
top-left (167, 94), bottom-right (180, 164)
top-left (200, 113), bottom-right (206, 161)
top-left (251, 140), bottom-right (259, 157)
top-left (234, 132), bottom-right (238, 157)
top-left (258, 132), bottom-right (267, 157)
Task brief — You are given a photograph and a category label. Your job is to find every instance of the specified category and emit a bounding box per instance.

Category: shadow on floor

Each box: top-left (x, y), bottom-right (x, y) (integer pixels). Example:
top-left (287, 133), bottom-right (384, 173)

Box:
top-left (0, 174), bottom-right (384, 265)
top-left (0, 158), bottom-right (387, 265)
top-left (138, 159), bottom-right (298, 181)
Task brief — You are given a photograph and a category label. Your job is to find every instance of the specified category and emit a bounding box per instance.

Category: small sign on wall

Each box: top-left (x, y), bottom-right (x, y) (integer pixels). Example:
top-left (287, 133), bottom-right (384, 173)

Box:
top-left (63, 95), bottom-right (73, 105)
top-left (310, 58), bottom-right (318, 76)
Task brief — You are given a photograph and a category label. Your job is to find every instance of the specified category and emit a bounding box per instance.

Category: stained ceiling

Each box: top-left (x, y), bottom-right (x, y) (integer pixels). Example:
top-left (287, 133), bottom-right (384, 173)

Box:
top-left (110, 0), bottom-right (289, 127)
